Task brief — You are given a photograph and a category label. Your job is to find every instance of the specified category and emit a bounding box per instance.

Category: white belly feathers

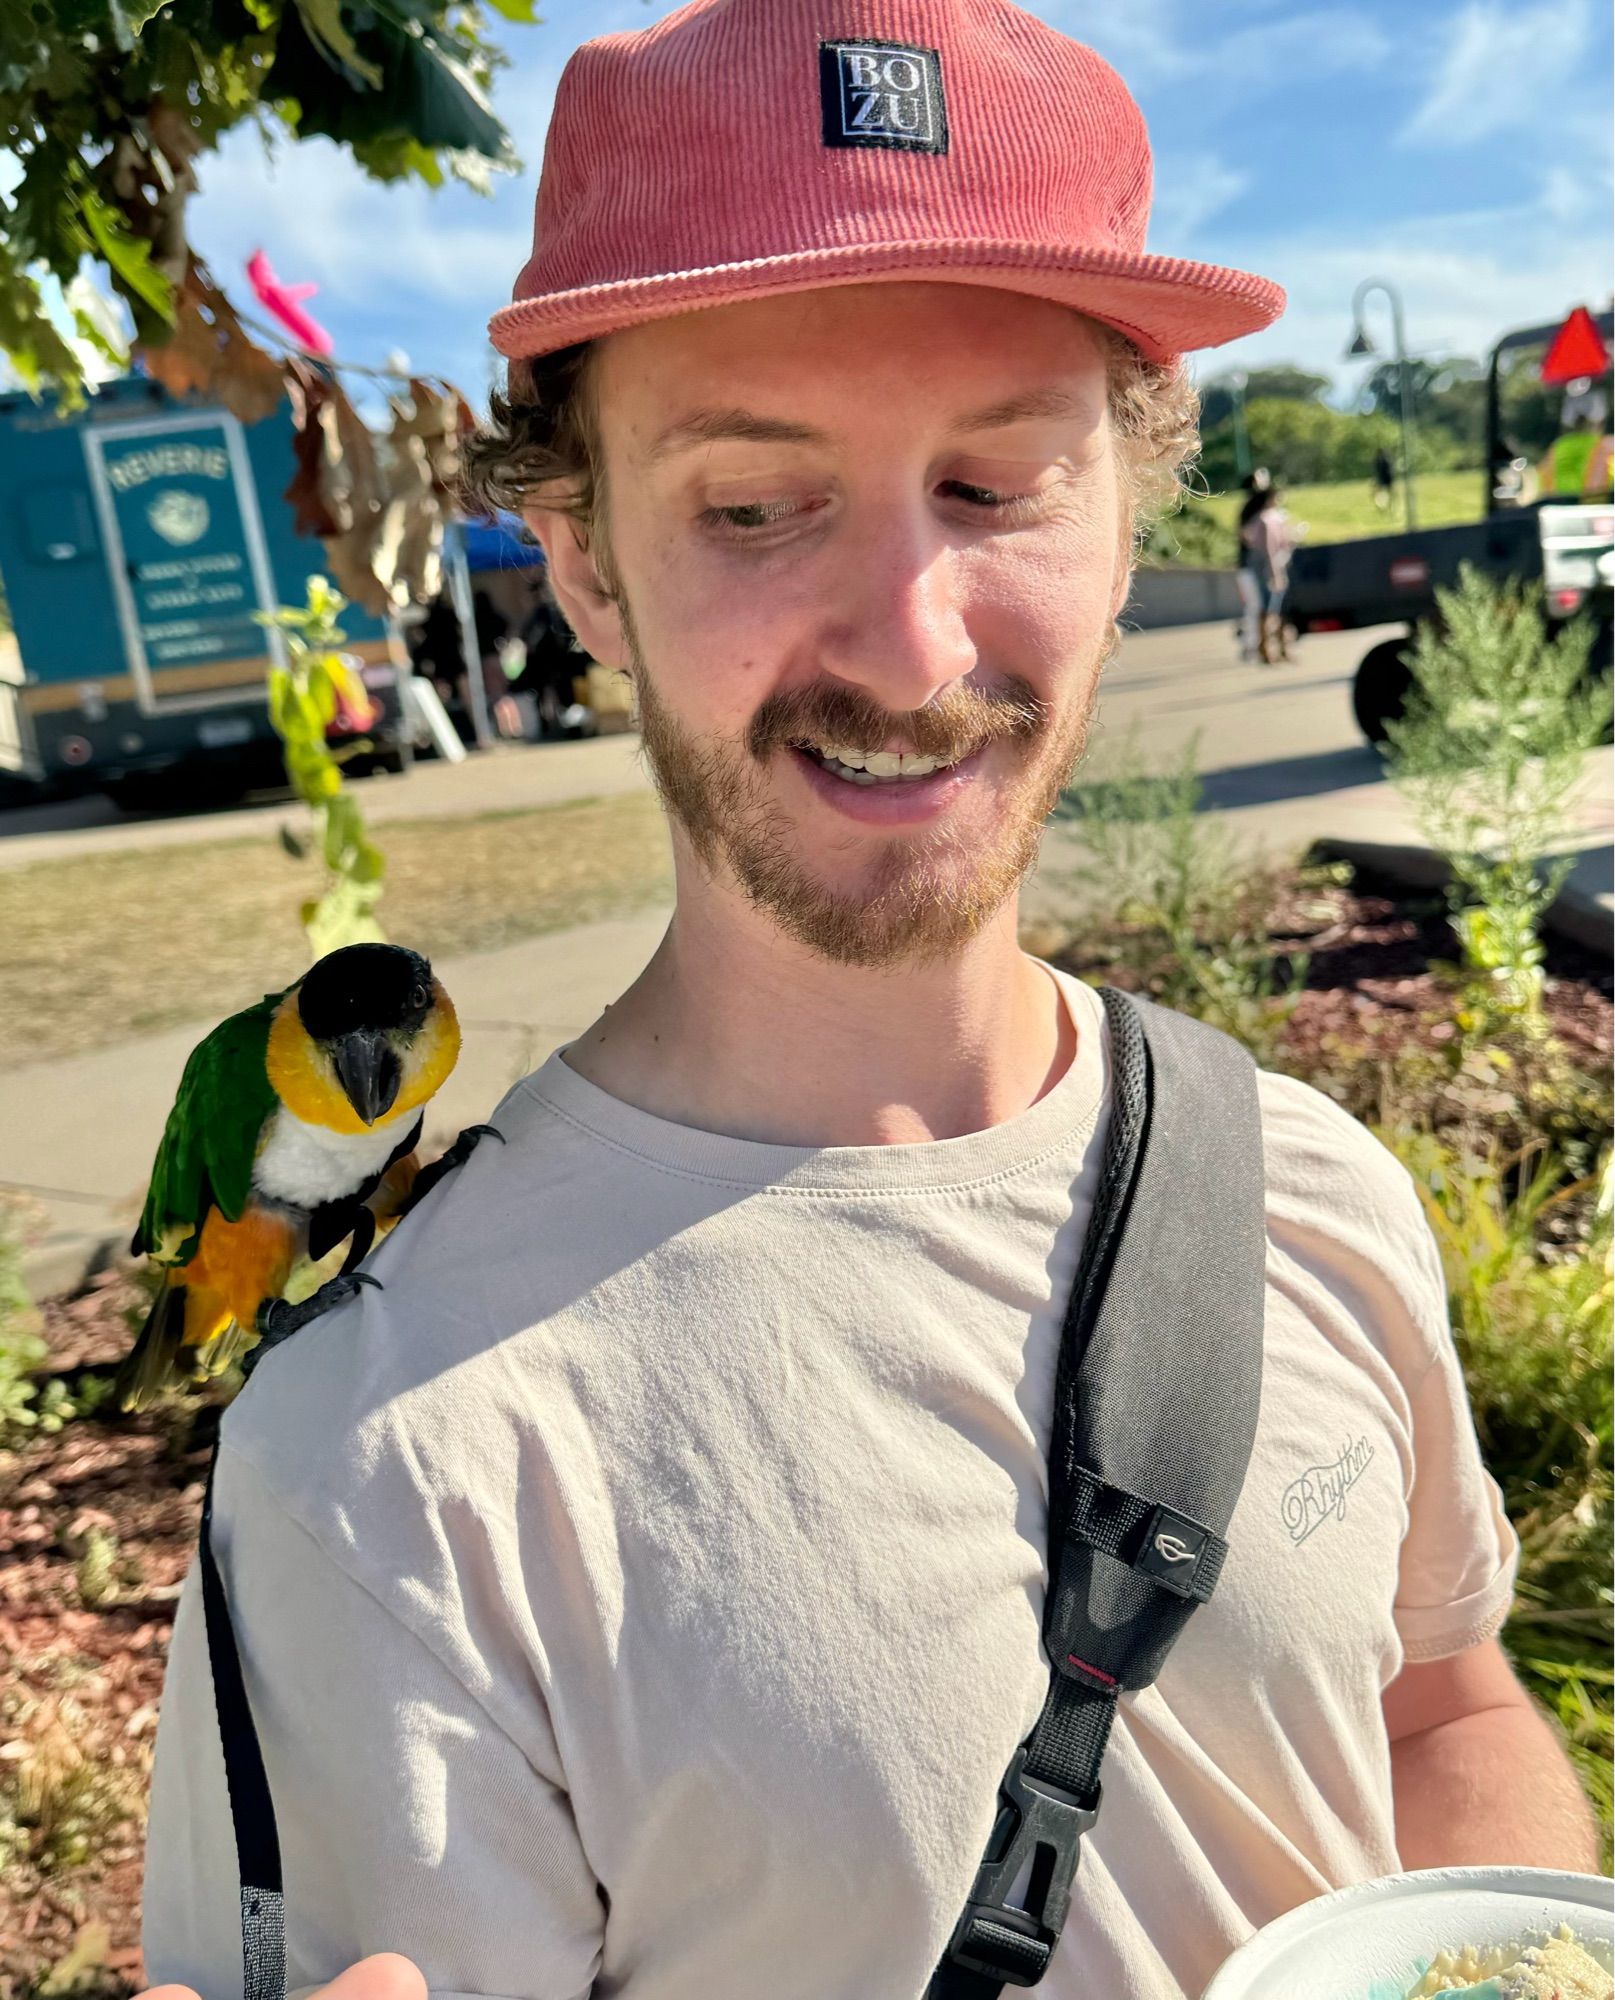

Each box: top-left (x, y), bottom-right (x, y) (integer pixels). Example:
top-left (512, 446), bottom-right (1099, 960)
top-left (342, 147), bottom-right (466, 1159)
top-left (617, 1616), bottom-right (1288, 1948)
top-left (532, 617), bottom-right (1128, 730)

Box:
top-left (252, 1103), bottom-right (417, 1209)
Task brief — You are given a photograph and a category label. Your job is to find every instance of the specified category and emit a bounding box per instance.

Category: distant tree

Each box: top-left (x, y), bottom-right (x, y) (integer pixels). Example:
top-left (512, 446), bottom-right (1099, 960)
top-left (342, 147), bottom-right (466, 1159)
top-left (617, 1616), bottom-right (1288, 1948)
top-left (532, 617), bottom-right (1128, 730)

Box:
top-left (1198, 363), bottom-right (1331, 431)
top-left (1357, 356), bottom-right (1460, 417)
top-left (1, 0), bottom-right (538, 405)
top-left (1198, 396), bottom-right (1463, 490)
top-left (1356, 356), bottom-right (1489, 468)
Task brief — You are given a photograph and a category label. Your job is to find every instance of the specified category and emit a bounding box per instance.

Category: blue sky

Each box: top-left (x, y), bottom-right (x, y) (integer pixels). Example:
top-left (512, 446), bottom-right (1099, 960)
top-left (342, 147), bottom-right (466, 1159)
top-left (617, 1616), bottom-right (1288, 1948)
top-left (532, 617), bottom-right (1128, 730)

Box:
top-left (178, 0), bottom-right (1614, 415)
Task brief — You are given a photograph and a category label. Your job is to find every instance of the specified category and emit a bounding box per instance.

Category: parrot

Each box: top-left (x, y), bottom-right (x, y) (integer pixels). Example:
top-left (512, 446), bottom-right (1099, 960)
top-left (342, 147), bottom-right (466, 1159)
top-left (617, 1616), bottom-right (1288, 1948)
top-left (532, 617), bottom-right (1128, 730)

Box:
top-left (115, 942), bottom-right (498, 1412)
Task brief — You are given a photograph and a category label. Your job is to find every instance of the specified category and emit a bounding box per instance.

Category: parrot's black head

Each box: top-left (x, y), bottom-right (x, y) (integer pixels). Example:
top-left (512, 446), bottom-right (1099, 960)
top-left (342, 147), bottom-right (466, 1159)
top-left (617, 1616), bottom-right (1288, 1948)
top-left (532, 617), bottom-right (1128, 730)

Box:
top-left (295, 944), bottom-right (439, 1126)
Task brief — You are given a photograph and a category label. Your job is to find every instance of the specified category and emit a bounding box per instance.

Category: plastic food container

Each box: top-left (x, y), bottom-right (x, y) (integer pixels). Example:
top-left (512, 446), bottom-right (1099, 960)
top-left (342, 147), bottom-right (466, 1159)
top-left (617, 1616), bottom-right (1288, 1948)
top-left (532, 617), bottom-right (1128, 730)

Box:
top-left (1201, 1866), bottom-right (1614, 2000)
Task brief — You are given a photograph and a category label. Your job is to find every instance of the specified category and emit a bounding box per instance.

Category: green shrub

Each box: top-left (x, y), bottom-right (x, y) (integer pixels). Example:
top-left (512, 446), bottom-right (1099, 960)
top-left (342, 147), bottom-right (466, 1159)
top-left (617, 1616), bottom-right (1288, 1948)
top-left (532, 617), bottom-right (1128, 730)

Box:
top-left (0, 1196), bottom-right (49, 1440)
top-left (256, 575), bottom-right (388, 961)
top-left (1386, 566), bottom-right (1607, 1032)
top-left (0, 1199), bottom-right (118, 1441)
top-left (74, 1530), bottom-right (121, 1612)
top-left (1050, 731), bottom-right (1307, 1066)
top-left (1140, 494), bottom-right (1238, 570)
top-left (1388, 1137), bottom-right (1613, 1855)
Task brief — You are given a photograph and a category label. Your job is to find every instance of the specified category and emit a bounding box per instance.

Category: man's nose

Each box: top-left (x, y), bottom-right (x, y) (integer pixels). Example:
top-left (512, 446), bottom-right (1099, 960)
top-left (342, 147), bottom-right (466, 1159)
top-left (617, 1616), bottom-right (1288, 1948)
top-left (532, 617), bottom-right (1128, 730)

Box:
top-left (815, 514), bottom-right (977, 715)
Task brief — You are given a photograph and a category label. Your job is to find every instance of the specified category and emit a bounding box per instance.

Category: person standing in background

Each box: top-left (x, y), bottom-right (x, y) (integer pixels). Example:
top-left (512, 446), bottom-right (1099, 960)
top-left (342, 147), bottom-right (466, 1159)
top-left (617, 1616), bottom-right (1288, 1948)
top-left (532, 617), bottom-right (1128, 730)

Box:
top-left (1234, 467), bottom-right (1271, 662)
top-left (1372, 444), bottom-right (1395, 512)
top-left (1242, 482), bottom-right (1299, 664)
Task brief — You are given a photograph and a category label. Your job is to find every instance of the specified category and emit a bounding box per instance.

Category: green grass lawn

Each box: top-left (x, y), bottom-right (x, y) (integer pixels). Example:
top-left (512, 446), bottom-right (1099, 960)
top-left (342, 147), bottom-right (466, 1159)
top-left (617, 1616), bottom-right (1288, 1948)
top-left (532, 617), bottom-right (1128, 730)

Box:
top-left (0, 791), bottom-right (674, 1065)
top-left (1200, 469), bottom-right (1487, 544)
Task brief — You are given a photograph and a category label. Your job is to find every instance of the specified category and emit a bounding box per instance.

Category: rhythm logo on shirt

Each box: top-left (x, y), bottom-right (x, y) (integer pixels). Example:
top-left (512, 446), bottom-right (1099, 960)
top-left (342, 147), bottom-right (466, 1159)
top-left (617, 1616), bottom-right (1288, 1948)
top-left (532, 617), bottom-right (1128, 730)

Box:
top-left (1280, 1436), bottom-right (1376, 1545)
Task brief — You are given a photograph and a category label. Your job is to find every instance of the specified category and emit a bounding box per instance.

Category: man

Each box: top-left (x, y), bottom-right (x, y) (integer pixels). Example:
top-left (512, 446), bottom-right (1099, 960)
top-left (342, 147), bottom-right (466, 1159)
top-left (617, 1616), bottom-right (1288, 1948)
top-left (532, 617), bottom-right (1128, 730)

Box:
top-left (139, 4), bottom-right (1598, 1998)
top-left (1539, 388), bottom-right (1615, 500)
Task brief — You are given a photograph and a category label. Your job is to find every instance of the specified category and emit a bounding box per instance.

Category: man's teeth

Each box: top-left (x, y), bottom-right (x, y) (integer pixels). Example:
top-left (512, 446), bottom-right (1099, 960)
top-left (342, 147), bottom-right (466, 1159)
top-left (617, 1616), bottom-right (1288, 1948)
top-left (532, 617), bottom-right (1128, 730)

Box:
top-left (808, 743), bottom-right (952, 782)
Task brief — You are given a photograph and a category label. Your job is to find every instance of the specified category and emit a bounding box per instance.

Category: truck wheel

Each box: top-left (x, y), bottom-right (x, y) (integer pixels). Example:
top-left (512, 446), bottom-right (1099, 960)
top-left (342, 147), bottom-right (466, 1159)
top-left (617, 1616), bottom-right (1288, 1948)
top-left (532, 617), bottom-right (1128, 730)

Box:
top-left (102, 771), bottom-right (173, 814)
top-left (1352, 639), bottom-right (1414, 747)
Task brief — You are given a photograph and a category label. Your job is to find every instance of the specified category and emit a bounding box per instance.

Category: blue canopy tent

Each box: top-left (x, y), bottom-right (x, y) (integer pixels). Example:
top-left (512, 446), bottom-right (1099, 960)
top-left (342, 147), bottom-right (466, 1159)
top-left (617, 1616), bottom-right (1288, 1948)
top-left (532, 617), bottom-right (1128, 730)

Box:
top-left (462, 510), bottom-right (546, 572)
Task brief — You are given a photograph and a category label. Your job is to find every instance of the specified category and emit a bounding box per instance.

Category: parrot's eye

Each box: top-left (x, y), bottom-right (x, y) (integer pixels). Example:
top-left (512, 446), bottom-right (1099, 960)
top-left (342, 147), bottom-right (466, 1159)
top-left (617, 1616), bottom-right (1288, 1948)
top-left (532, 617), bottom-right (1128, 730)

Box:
top-left (409, 982), bottom-right (429, 1010)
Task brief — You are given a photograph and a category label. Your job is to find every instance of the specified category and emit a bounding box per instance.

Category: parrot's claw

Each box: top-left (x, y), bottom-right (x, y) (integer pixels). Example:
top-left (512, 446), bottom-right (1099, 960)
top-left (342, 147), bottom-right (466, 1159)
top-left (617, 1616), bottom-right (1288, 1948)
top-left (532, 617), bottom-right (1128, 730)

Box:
top-left (398, 1122), bottom-right (506, 1219)
top-left (245, 1270), bottom-right (383, 1377)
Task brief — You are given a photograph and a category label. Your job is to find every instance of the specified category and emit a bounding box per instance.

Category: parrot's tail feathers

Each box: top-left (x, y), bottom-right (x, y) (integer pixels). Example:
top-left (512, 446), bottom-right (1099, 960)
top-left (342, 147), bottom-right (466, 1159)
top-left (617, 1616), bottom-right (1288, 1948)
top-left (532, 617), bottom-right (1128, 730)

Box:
top-left (114, 1277), bottom-right (190, 1414)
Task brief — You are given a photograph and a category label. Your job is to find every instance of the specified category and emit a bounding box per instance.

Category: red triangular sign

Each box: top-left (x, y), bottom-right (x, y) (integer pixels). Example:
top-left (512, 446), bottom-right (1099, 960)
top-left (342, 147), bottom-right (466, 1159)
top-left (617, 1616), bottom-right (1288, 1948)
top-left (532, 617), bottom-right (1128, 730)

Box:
top-left (1539, 305), bottom-right (1609, 385)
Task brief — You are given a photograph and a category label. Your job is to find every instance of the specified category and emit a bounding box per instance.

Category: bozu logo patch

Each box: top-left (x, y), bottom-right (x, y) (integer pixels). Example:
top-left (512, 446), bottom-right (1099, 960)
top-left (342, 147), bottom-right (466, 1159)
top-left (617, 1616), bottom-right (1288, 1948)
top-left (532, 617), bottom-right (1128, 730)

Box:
top-left (819, 39), bottom-right (948, 154)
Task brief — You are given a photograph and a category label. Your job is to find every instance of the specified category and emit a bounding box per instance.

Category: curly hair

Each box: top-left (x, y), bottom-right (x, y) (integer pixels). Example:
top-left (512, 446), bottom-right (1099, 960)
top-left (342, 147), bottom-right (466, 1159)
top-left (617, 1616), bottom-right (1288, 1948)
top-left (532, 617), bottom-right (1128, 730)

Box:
top-left (459, 314), bottom-right (1201, 581)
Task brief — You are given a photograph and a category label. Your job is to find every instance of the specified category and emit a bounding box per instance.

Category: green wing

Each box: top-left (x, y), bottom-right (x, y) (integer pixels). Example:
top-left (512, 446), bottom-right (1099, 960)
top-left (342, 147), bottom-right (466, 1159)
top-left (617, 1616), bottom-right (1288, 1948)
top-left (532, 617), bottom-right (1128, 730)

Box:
top-left (133, 990), bottom-right (288, 1266)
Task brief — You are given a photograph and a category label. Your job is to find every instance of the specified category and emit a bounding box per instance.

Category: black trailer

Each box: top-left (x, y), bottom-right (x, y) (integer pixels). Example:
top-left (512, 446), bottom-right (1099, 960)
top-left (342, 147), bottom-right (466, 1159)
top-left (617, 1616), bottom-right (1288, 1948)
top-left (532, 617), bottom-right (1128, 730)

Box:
top-left (1282, 311), bottom-right (1614, 743)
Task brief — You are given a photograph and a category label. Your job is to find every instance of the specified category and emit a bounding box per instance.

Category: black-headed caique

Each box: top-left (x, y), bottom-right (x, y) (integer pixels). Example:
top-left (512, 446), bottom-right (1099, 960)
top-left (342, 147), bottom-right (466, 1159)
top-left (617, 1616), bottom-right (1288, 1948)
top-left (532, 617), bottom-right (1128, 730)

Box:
top-left (116, 942), bottom-right (493, 1412)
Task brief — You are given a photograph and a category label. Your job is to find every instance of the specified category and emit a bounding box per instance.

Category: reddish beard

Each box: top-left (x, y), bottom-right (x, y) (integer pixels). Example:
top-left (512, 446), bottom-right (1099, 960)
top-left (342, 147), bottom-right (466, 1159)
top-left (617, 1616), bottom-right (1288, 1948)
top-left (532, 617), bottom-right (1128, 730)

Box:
top-left (622, 599), bottom-right (1103, 968)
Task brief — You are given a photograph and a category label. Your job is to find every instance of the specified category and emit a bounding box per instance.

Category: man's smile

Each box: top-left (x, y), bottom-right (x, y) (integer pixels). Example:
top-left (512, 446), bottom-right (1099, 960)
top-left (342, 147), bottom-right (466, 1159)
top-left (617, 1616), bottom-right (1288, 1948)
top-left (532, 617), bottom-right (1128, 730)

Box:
top-left (789, 736), bottom-right (965, 783)
top-left (783, 739), bottom-right (992, 826)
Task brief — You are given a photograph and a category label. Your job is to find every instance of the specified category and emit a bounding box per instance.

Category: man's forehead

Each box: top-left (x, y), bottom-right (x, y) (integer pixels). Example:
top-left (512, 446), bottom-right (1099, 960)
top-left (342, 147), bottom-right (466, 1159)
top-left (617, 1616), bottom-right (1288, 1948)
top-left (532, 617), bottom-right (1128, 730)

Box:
top-left (636, 383), bottom-right (1105, 468)
top-left (590, 281), bottom-right (1111, 459)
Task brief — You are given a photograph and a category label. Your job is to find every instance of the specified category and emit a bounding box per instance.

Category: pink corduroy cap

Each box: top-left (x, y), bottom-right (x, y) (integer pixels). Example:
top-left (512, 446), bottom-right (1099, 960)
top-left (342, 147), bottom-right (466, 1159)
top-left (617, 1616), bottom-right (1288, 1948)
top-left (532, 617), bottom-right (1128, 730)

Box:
top-left (488, 0), bottom-right (1286, 368)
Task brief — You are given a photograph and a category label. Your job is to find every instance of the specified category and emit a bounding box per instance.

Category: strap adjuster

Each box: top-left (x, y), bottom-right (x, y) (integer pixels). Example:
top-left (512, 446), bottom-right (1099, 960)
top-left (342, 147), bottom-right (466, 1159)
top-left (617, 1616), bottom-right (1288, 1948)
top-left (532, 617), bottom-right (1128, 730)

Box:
top-left (1061, 1468), bottom-right (1227, 1604)
top-left (941, 1745), bottom-right (1101, 1986)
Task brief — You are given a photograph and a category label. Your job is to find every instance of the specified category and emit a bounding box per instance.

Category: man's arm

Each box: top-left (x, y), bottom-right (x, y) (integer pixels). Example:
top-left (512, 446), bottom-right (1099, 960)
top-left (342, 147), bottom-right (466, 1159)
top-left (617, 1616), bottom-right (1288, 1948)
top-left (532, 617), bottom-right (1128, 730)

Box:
top-left (1383, 1636), bottom-right (1600, 1872)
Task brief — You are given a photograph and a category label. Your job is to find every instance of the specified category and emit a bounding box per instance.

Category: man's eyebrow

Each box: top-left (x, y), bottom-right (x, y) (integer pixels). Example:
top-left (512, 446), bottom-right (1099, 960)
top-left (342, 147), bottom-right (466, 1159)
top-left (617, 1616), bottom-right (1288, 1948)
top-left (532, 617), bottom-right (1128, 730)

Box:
top-left (639, 385), bottom-right (1097, 466)
top-left (949, 385), bottom-right (1099, 432)
top-left (641, 408), bottom-right (830, 465)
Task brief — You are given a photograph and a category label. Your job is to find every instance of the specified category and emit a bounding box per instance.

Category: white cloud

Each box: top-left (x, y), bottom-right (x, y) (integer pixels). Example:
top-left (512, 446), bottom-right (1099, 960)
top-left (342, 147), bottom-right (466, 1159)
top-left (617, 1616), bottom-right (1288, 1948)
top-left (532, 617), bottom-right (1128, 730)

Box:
top-left (1217, 11), bottom-right (1391, 85)
top-left (1077, 2), bottom-right (1388, 93)
top-left (1400, 0), bottom-right (1595, 148)
top-left (1069, 0), bottom-right (1198, 88)
top-left (1204, 216), bottom-right (1613, 389)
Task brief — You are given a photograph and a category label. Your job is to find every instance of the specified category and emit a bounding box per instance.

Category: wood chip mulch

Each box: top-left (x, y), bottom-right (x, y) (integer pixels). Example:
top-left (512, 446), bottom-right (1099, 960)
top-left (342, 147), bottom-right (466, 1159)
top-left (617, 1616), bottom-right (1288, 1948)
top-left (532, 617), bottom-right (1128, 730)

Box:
top-left (1, 1267), bottom-right (216, 2000)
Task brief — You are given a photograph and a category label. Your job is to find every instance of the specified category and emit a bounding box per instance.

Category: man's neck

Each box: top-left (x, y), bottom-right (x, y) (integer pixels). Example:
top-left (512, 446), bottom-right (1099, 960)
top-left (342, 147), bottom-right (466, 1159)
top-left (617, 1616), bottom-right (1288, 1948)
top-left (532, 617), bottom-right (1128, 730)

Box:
top-left (560, 881), bottom-right (1076, 1147)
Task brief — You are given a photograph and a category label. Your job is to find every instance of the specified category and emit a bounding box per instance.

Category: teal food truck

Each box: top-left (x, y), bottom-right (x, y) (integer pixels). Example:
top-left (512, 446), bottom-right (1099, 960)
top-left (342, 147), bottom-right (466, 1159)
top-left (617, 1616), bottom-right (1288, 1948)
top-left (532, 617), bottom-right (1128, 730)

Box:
top-left (0, 373), bottom-right (414, 806)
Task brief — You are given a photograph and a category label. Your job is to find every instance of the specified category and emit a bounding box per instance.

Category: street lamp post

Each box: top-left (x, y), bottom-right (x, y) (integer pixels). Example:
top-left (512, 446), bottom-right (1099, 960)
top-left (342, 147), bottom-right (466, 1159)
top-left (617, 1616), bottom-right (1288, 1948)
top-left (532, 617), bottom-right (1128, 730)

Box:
top-left (1228, 369), bottom-right (1251, 480)
top-left (1347, 278), bottom-right (1418, 532)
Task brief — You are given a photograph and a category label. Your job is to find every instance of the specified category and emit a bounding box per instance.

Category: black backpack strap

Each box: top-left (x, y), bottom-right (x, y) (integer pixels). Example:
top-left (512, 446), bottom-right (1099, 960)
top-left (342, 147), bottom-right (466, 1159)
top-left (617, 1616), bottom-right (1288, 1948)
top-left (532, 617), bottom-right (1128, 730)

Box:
top-left (931, 988), bottom-right (1266, 1995)
top-left (198, 1448), bottom-right (287, 2000)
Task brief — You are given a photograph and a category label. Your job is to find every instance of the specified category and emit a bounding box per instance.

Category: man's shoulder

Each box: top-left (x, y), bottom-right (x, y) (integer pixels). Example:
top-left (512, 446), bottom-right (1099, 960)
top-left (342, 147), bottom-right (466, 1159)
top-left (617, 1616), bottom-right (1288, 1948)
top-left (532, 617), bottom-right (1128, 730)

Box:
top-left (1253, 1066), bottom-right (1421, 1228)
top-left (217, 1063), bottom-right (620, 1536)
top-left (1251, 1064), bottom-right (1448, 1369)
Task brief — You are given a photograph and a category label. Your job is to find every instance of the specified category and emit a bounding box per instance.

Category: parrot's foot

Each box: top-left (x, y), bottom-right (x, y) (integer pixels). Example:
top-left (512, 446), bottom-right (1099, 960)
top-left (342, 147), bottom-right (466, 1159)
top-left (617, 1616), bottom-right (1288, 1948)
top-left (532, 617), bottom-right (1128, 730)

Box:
top-left (398, 1122), bottom-right (506, 1219)
top-left (244, 1271), bottom-right (383, 1377)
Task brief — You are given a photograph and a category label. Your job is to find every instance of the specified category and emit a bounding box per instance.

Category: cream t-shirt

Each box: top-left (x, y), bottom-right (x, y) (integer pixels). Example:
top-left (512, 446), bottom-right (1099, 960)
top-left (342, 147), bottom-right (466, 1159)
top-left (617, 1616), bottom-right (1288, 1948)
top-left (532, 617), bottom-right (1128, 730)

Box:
top-left (142, 970), bottom-right (1517, 2000)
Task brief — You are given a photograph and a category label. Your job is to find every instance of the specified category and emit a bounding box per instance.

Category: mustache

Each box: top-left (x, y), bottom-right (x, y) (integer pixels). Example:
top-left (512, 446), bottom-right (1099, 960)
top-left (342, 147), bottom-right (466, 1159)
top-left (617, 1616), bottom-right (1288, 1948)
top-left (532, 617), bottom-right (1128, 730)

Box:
top-left (747, 675), bottom-right (1048, 764)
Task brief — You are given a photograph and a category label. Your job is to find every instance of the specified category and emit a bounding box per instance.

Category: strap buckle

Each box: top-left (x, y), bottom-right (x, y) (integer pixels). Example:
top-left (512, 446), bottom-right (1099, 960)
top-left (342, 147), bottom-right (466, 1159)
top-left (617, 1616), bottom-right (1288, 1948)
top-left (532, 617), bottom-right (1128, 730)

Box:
top-left (941, 1745), bottom-right (1101, 1987)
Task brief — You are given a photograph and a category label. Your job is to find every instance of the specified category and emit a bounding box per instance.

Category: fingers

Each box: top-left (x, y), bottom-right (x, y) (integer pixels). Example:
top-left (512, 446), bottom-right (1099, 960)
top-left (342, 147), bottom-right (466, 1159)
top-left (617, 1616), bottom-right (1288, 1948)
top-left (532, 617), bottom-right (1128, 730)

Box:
top-left (316, 1953), bottom-right (428, 2000)
top-left (135, 1987), bottom-right (203, 2000)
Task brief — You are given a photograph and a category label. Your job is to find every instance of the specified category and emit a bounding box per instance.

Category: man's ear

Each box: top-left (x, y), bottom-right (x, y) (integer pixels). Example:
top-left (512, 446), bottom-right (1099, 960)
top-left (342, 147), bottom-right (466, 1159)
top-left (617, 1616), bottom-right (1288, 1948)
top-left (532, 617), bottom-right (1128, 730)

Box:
top-left (521, 502), bottom-right (629, 670)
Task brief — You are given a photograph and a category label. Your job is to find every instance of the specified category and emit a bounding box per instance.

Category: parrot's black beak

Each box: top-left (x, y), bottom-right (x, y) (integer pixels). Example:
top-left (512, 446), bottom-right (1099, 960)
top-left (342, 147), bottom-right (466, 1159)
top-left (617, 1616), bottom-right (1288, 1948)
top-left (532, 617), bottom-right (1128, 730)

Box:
top-left (334, 1030), bottom-right (402, 1125)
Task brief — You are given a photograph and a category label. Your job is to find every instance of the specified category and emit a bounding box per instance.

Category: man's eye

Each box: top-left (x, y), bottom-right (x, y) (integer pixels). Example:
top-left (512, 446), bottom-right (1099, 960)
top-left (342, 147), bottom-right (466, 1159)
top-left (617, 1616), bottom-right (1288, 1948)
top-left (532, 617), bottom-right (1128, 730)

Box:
top-left (701, 500), bottom-right (801, 532)
top-left (940, 480), bottom-right (1023, 508)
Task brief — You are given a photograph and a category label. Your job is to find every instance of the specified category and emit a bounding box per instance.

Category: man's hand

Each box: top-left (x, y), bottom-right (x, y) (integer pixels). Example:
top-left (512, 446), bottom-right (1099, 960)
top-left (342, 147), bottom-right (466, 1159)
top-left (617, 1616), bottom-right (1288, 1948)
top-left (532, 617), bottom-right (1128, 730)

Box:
top-left (138, 1951), bottom-right (426, 2000)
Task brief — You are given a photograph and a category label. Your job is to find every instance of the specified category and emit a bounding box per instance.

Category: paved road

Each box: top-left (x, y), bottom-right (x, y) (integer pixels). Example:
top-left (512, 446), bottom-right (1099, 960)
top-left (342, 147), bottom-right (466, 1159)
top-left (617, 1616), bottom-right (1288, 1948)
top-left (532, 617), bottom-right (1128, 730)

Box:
top-left (5, 617), bottom-right (1609, 1297)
